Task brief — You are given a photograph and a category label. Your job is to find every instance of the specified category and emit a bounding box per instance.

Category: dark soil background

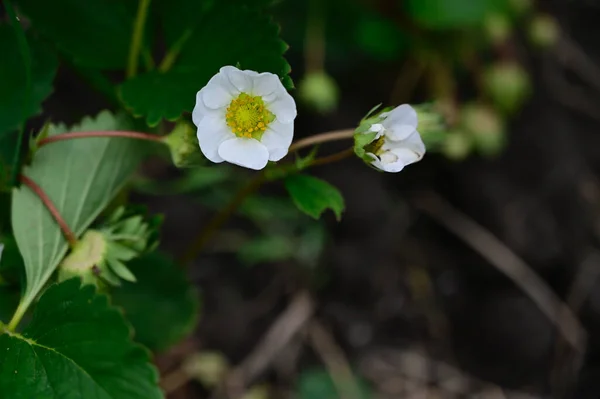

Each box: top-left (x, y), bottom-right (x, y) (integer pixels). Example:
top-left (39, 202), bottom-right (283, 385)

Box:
top-left (32, 0), bottom-right (600, 398)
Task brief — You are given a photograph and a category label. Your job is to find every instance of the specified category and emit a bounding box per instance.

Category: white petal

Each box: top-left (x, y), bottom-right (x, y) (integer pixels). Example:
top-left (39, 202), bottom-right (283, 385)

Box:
top-left (381, 131), bottom-right (425, 169)
top-left (266, 89), bottom-right (297, 124)
top-left (252, 72), bottom-right (281, 97)
top-left (192, 90), bottom-right (208, 126)
top-left (196, 116), bottom-right (234, 163)
top-left (402, 130), bottom-right (426, 159)
top-left (383, 104), bottom-right (418, 141)
top-left (221, 66), bottom-right (252, 93)
top-left (261, 120), bottom-right (294, 161)
top-left (202, 73), bottom-right (236, 109)
top-left (218, 138), bottom-right (269, 170)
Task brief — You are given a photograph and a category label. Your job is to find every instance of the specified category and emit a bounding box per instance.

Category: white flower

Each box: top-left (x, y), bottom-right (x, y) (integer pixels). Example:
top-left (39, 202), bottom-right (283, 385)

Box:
top-left (192, 66), bottom-right (297, 170)
top-left (364, 104), bottom-right (425, 173)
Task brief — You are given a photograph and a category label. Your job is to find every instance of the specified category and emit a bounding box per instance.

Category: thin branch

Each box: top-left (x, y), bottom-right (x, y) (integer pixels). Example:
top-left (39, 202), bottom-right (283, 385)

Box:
top-left (308, 320), bottom-right (363, 399)
top-left (127, 0), bottom-right (152, 78)
top-left (288, 129), bottom-right (355, 153)
top-left (213, 291), bottom-right (315, 398)
top-left (37, 131), bottom-right (165, 148)
top-left (414, 191), bottom-right (585, 350)
top-left (179, 171), bottom-right (265, 265)
top-left (307, 148), bottom-right (354, 168)
top-left (20, 174), bottom-right (77, 246)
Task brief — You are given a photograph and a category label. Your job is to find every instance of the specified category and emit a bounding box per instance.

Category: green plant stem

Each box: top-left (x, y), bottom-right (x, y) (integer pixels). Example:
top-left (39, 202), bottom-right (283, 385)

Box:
top-left (20, 174), bottom-right (77, 247)
top-left (37, 131), bottom-right (165, 148)
top-left (179, 171), bottom-right (266, 265)
top-left (7, 302), bottom-right (26, 331)
top-left (288, 128), bottom-right (354, 153)
top-left (158, 30), bottom-right (192, 72)
top-left (127, 0), bottom-right (152, 78)
top-left (181, 144), bottom-right (355, 264)
top-left (306, 148), bottom-right (354, 169)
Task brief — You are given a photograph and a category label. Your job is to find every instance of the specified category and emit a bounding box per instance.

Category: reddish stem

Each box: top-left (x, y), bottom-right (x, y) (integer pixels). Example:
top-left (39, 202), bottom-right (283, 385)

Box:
top-left (37, 131), bottom-right (165, 147)
top-left (20, 174), bottom-right (77, 246)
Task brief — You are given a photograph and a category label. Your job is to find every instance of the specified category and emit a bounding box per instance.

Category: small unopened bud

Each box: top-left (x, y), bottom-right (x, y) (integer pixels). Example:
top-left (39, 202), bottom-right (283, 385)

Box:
top-left (443, 131), bottom-right (472, 161)
top-left (461, 103), bottom-right (506, 157)
top-left (485, 13), bottom-right (512, 45)
top-left (528, 14), bottom-right (559, 49)
top-left (58, 231), bottom-right (106, 287)
top-left (182, 352), bottom-right (230, 388)
top-left (484, 62), bottom-right (531, 115)
top-left (164, 121), bottom-right (205, 168)
top-left (298, 71), bottom-right (339, 114)
top-left (509, 0), bottom-right (533, 16)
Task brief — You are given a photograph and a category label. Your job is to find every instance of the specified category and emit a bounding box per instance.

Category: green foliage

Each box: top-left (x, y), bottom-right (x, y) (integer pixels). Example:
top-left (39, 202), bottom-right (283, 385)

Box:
top-left (0, 21), bottom-right (57, 186)
top-left (297, 367), bottom-right (371, 399)
top-left (0, 287), bottom-right (19, 324)
top-left (120, 2), bottom-right (292, 126)
top-left (0, 23), bottom-right (57, 136)
top-left (16, 0), bottom-right (138, 69)
top-left (406, 0), bottom-right (508, 29)
top-left (284, 174), bottom-right (345, 221)
top-left (12, 111), bottom-right (152, 320)
top-left (0, 279), bottom-right (163, 398)
top-left (111, 252), bottom-right (200, 353)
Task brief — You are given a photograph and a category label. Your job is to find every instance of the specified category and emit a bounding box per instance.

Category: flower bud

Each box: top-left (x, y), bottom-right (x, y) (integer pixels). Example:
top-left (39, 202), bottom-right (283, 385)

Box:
top-left (485, 13), bottom-right (512, 45)
top-left (443, 131), bottom-right (472, 161)
top-left (58, 231), bottom-right (107, 287)
top-left (528, 14), bottom-right (559, 49)
top-left (298, 71), bottom-right (339, 114)
top-left (461, 103), bottom-right (506, 157)
top-left (484, 62), bottom-right (531, 115)
top-left (164, 121), bottom-right (205, 168)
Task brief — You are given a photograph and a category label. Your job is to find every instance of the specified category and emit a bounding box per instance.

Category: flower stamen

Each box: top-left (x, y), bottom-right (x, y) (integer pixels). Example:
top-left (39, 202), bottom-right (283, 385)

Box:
top-left (226, 92), bottom-right (275, 140)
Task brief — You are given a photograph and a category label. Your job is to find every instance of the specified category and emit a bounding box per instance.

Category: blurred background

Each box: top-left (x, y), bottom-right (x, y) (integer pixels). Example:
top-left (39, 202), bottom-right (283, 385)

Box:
top-left (20, 0), bottom-right (600, 397)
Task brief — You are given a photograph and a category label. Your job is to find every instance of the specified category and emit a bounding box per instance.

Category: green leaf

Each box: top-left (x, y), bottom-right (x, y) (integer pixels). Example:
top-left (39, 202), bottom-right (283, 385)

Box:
top-left (0, 287), bottom-right (19, 324)
top-left (11, 111), bottom-right (151, 324)
top-left (405, 0), bottom-right (507, 29)
top-left (238, 235), bottom-right (295, 266)
top-left (120, 3), bottom-right (292, 126)
top-left (0, 23), bottom-right (57, 168)
top-left (0, 279), bottom-right (163, 399)
top-left (284, 174), bottom-right (345, 221)
top-left (297, 367), bottom-right (371, 399)
top-left (111, 252), bottom-right (199, 352)
top-left (0, 235), bottom-right (25, 285)
top-left (16, 0), bottom-right (137, 69)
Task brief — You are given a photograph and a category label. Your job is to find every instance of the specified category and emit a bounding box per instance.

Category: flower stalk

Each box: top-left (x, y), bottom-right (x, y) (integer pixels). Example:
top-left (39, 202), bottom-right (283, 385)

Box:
top-left (20, 174), bottom-right (77, 247)
top-left (36, 131), bottom-right (165, 148)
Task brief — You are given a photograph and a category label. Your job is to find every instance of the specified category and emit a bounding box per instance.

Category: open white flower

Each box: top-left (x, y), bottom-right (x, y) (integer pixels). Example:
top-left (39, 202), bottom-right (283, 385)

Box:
top-left (363, 104), bottom-right (426, 173)
top-left (192, 66), bottom-right (297, 170)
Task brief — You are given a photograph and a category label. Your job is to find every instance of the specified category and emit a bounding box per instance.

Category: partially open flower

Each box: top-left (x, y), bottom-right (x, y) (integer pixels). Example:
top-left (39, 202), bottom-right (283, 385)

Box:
top-left (192, 66), bottom-right (297, 170)
top-left (355, 104), bottom-right (426, 173)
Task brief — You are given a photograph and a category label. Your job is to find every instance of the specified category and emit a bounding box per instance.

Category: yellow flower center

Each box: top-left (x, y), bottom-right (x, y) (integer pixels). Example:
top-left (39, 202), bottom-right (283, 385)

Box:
top-left (365, 136), bottom-right (386, 156)
top-left (226, 92), bottom-right (275, 140)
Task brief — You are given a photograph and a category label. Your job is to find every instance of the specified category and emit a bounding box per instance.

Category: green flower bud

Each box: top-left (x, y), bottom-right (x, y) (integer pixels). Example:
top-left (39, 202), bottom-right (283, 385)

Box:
top-left (484, 62), bottom-right (531, 115)
top-left (461, 103), bottom-right (506, 157)
top-left (443, 131), bottom-right (473, 161)
top-left (58, 206), bottom-right (162, 287)
top-left (485, 12), bottom-right (512, 45)
top-left (298, 71), bottom-right (339, 114)
top-left (509, 0), bottom-right (533, 16)
top-left (182, 352), bottom-right (230, 388)
top-left (58, 230), bottom-right (107, 288)
top-left (164, 121), bottom-right (205, 168)
top-left (528, 14), bottom-right (559, 49)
